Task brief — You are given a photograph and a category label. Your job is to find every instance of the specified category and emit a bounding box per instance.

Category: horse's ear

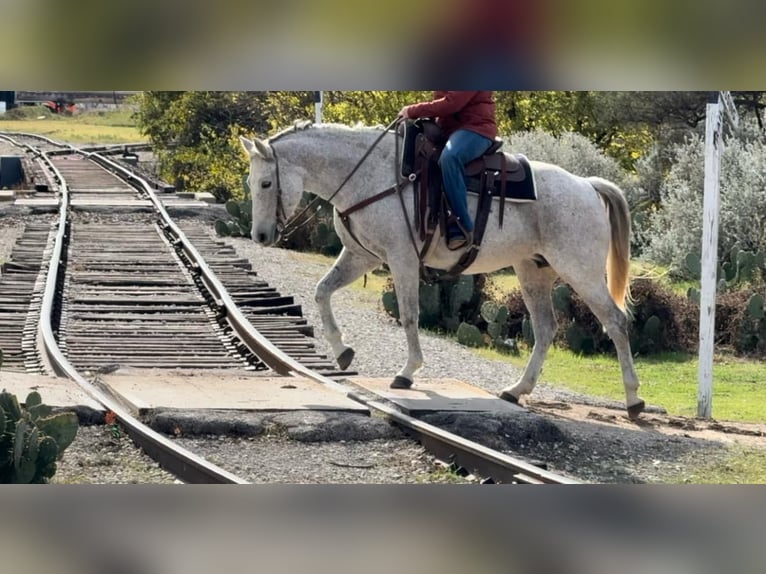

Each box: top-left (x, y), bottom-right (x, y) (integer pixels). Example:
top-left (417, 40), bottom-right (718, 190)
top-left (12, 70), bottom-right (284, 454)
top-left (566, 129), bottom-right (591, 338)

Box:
top-left (252, 138), bottom-right (274, 160)
top-left (239, 136), bottom-right (273, 160)
top-left (239, 136), bottom-right (256, 156)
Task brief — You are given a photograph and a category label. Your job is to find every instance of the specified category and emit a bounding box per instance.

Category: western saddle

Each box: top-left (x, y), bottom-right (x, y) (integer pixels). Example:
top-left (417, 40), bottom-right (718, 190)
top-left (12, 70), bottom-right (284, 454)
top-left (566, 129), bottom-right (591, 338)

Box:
top-left (400, 119), bottom-right (535, 274)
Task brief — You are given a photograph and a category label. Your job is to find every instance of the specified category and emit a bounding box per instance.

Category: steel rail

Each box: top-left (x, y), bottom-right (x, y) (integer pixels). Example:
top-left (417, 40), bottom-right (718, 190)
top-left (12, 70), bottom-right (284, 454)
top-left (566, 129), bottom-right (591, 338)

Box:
top-left (33, 147), bottom-right (249, 484)
top-left (4, 134), bottom-right (579, 484)
top-left (85, 151), bottom-right (580, 484)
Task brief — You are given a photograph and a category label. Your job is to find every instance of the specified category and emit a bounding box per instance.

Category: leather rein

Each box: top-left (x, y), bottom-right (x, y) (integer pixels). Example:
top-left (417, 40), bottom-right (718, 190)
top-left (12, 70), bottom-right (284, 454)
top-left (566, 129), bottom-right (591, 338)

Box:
top-left (272, 118), bottom-right (421, 263)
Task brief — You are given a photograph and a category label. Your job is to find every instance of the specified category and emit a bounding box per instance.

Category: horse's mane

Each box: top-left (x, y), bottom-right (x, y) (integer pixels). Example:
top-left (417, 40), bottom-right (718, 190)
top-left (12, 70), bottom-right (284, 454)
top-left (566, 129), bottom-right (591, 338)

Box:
top-left (268, 120), bottom-right (313, 143)
top-left (268, 120), bottom-right (387, 144)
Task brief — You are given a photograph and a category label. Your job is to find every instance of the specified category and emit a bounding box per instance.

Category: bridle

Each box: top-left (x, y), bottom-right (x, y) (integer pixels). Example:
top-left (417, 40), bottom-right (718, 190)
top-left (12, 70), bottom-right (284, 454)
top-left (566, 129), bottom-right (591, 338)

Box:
top-left (269, 145), bottom-right (289, 238)
top-left (253, 118), bottom-right (421, 263)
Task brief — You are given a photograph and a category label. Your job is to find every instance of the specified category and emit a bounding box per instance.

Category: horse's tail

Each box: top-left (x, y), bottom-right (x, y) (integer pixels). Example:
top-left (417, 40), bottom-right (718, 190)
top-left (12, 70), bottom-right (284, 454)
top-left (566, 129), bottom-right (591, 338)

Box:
top-left (588, 177), bottom-right (632, 312)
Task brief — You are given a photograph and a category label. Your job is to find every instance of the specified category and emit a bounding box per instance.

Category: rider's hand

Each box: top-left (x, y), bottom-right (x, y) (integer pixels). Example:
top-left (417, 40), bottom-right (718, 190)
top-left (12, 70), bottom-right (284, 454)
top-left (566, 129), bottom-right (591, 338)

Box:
top-left (398, 106), bottom-right (411, 120)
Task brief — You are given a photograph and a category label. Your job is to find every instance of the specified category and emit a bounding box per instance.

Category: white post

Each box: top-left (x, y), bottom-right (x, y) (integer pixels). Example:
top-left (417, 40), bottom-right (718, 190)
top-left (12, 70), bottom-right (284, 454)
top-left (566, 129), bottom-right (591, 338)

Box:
top-left (697, 96), bottom-right (723, 419)
top-left (314, 91), bottom-right (323, 124)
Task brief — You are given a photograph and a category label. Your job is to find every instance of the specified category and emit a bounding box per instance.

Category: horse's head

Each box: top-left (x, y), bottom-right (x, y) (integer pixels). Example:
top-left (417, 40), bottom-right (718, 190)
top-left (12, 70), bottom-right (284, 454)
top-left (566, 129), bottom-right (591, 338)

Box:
top-left (239, 135), bottom-right (302, 246)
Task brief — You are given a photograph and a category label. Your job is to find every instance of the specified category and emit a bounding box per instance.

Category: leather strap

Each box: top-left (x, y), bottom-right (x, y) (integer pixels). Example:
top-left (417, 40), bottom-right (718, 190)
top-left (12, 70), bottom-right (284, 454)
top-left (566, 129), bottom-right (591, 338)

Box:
top-left (337, 185), bottom-right (399, 221)
top-left (499, 153), bottom-right (507, 229)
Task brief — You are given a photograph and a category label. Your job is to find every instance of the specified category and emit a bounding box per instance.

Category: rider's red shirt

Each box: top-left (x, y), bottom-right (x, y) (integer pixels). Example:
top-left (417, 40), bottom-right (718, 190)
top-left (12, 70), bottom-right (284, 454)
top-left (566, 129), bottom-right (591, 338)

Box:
top-left (405, 91), bottom-right (498, 141)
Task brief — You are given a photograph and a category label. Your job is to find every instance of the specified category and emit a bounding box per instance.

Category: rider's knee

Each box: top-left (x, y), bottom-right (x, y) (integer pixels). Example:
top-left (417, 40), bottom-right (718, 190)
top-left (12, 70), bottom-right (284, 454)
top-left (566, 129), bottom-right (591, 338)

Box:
top-left (438, 147), bottom-right (459, 168)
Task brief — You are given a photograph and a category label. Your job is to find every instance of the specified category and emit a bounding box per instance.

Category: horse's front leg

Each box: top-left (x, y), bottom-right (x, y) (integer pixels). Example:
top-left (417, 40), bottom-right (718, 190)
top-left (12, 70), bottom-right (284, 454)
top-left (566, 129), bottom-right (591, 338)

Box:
top-left (315, 247), bottom-right (380, 370)
top-left (385, 255), bottom-right (423, 389)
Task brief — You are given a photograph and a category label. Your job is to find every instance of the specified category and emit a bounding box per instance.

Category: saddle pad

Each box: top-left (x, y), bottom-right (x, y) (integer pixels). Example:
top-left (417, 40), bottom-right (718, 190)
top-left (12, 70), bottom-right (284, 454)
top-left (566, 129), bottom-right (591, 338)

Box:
top-left (466, 153), bottom-right (536, 202)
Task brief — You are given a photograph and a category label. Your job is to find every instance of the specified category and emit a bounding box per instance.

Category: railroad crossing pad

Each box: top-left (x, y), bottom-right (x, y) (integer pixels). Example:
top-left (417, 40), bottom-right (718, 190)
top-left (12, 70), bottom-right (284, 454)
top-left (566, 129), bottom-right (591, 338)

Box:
top-left (70, 198), bottom-right (154, 208)
top-left (14, 198), bottom-right (59, 207)
top-left (349, 377), bottom-right (524, 415)
top-left (99, 370), bottom-right (368, 415)
top-left (0, 371), bottom-right (103, 410)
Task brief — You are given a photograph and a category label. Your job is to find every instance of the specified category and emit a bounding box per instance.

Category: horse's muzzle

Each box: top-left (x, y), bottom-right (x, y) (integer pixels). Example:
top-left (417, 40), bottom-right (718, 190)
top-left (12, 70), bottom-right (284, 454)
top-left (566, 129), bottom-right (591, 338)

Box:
top-left (253, 223), bottom-right (278, 246)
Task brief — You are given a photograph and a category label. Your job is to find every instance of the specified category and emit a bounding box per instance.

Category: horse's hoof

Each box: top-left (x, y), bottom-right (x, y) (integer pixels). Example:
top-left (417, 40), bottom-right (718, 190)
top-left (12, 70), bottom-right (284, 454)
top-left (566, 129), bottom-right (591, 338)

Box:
top-left (627, 400), bottom-right (646, 420)
top-left (337, 348), bottom-right (355, 370)
top-left (390, 376), bottom-right (413, 389)
top-left (499, 390), bottom-right (519, 404)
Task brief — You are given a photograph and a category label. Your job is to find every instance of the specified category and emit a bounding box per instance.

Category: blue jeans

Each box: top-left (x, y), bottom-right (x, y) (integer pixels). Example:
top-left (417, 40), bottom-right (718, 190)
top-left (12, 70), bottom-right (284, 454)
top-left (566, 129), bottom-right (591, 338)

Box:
top-left (438, 129), bottom-right (493, 234)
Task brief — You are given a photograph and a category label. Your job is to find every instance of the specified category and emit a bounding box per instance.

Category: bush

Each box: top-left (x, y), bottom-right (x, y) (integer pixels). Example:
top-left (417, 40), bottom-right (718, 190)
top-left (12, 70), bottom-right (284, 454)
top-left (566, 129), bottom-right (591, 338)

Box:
top-left (507, 129), bottom-right (636, 195)
top-left (641, 126), bottom-right (766, 280)
top-left (499, 278), bottom-right (766, 358)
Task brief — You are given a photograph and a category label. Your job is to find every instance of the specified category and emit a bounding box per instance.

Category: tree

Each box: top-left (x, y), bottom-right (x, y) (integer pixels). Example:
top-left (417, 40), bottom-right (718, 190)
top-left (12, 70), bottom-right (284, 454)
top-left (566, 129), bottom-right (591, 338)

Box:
top-left (134, 91), bottom-right (270, 200)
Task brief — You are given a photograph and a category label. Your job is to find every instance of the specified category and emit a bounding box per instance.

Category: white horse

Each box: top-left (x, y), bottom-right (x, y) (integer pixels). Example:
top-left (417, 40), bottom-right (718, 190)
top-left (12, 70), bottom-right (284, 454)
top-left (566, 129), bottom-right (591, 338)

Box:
top-left (240, 121), bottom-right (645, 418)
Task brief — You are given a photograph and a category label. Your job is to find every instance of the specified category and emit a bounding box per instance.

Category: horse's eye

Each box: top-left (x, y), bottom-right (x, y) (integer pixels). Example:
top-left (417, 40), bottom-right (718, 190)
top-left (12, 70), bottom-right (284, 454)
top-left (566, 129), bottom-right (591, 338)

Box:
top-left (261, 180), bottom-right (272, 189)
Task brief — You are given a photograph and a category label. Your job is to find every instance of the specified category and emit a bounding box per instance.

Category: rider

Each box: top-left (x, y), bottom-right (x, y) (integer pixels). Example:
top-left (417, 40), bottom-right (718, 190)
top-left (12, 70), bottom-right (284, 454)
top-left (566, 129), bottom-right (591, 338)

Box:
top-left (398, 91), bottom-right (498, 250)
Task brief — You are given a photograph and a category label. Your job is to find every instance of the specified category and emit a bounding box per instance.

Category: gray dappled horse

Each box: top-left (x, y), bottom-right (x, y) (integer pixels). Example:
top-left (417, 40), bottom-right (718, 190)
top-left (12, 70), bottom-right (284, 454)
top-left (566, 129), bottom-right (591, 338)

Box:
top-left (240, 121), bottom-right (645, 418)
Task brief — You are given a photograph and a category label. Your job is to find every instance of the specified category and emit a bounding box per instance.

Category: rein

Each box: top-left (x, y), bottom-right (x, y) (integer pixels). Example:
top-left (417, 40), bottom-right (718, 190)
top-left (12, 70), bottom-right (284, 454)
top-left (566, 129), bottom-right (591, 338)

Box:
top-left (276, 118), bottom-right (401, 244)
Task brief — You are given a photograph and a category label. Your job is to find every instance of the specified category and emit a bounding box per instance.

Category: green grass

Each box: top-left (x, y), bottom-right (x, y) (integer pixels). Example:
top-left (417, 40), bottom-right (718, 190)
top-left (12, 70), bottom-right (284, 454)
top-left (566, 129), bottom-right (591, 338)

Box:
top-left (679, 446), bottom-right (766, 484)
top-left (475, 345), bottom-right (766, 423)
top-left (0, 107), bottom-right (145, 144)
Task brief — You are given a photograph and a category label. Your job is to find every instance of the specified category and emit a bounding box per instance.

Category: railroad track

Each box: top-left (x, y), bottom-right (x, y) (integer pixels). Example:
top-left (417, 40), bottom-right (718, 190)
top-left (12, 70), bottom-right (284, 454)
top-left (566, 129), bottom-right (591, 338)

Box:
top-left (0, 132), bottom-right (579, 484)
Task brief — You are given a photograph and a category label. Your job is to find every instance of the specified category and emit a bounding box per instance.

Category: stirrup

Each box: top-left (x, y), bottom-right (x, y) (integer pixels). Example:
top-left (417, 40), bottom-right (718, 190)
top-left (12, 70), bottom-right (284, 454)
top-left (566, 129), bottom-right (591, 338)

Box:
top-left (447, 230), bottom-right (472, 251)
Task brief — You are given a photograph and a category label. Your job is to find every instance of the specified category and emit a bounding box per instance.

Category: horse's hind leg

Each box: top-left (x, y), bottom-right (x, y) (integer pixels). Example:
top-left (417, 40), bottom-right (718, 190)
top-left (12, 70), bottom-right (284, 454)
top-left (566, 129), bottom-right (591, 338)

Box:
top-left (315, 247), bottom-right (380, 370)
top-left (561, 271), bottom-right (644, 418)
top-left (499, 260), bottom-right (558, 404)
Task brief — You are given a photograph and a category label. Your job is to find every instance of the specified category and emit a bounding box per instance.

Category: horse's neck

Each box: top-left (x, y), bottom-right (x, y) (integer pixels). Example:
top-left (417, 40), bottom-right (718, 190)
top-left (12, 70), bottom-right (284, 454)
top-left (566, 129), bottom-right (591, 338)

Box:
top-left (275, 128), bottom-right (393, 209)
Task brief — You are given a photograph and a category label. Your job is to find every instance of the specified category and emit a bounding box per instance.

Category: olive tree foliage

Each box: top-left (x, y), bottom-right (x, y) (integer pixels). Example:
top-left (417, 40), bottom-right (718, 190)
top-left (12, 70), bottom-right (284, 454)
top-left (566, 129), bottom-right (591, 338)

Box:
top-left (135, 91), bottom-right (431, 201)
top-left (495, 91), bottom-right (716, 172)
top-left (134, 91), bottom-right (270, 201)
top-left (264, 91), bottom-right (430, 129)
top-left (639, 120), bottom-right (766, 277)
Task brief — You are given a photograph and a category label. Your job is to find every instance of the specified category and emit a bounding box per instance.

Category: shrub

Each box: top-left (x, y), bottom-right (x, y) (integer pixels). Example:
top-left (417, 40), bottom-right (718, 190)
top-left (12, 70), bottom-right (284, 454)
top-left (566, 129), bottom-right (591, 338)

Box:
top-left (499, 278), bottom-right (766, 358)
top-left (500, 279), bottom-right (698, 356)
top-left (507, 129), bottom-right (636, 195)
top-left (641, 126), bottom-right (766, 280)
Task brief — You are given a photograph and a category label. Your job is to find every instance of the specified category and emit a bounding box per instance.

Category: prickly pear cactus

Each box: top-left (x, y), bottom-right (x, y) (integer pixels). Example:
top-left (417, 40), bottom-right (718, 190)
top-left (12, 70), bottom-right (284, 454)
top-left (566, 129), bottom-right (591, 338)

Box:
top-left (636, 314), bottom-right (663, 354)
top-left (215, 199), bottom-right (253, 238)
top-left (480, 301), bottom-right (509, 341)
top-left (565, 321), bottom-right (595, 355)
top-left (687, 287), bottom-right (701, 304)
top-left (418, 282), bottom-right (442, 328)
top-left (381, 290), bottom-right (399, 320)
top-left (552, 284), bottom-right (573, 314)
top-left (747, 293), bottom-right (765, 320)
top-left (449, 276), bottom-right (475, 317)
top-left (456, 322), bottom-right (484, 348)
top-left (0, 390), bottom-right (78, 484)
top-left (214, 220), bottom-right (231, 237)
top-left (521, 316), bottom-right (535, 346)
top-left (684, 252), bottom-right (701, 280)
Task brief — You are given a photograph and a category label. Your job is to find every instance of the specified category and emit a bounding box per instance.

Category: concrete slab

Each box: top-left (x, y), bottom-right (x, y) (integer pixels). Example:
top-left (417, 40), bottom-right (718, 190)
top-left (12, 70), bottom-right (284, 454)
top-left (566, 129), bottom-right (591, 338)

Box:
top-left (70, 199), bottom-right (153, 207)
top-left (100, 370), bottom-right (368, 415)
top-left (160, 200), bottom-right (211, 208)
top-left (14, 198), bottom-right (59, 207)
top-left (193, 192), bottom-right (217, 204)
top-left (350, 377), bottom-right (524, 415)
top-left (0, 371), bottom-right (102, 410)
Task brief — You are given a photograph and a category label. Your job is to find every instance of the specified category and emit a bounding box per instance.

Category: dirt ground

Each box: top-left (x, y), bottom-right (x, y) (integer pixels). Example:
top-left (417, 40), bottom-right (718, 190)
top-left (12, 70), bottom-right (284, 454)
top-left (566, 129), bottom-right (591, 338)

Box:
top-left (521, 397), bottom-right (766, 483)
